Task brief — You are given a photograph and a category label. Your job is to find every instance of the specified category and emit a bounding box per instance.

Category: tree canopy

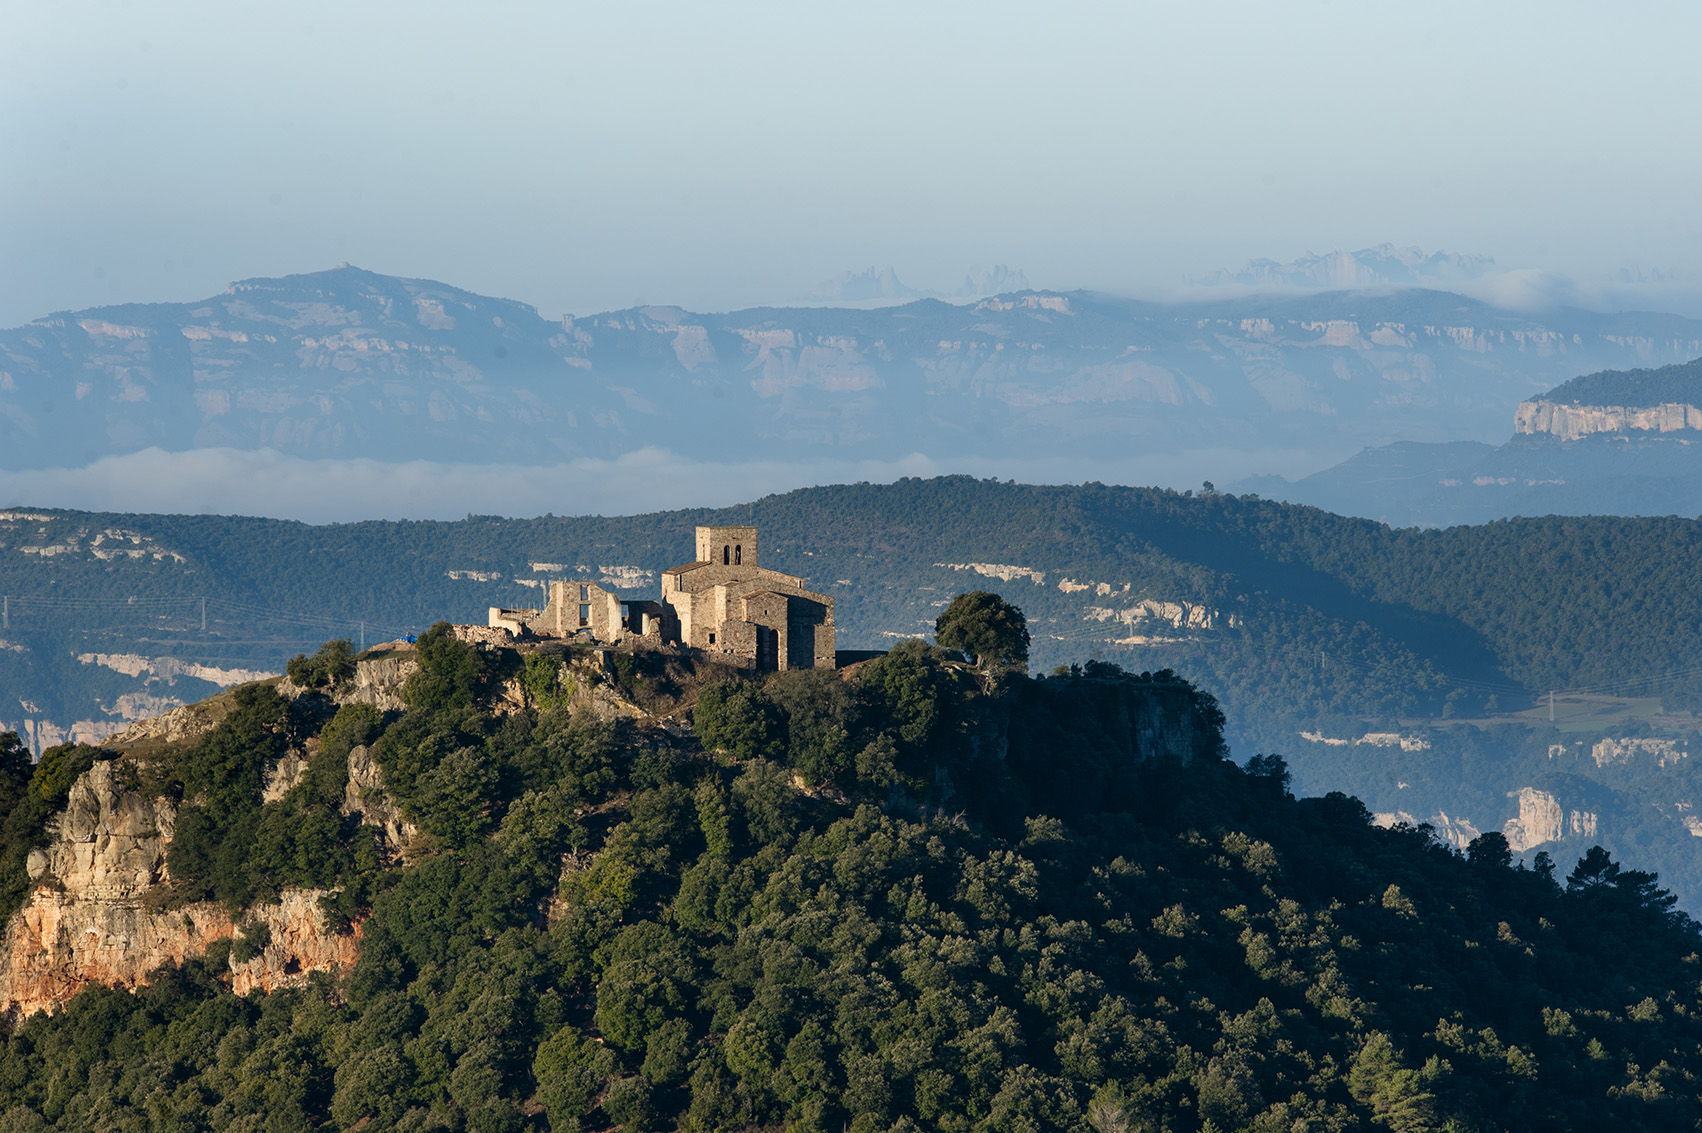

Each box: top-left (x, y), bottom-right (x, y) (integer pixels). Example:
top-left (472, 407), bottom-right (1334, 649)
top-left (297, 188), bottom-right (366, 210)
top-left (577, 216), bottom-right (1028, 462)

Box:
top-left (935, 590), bottom-right (1031, 675)
top-left (0, 637), bottom-right (1699, 1129)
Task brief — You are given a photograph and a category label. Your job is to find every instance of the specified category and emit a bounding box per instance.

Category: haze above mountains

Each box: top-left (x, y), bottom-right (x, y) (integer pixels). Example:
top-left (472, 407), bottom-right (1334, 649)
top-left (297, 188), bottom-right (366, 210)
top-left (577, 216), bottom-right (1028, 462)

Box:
top-left (4, 249), bottom-right (1701, 523)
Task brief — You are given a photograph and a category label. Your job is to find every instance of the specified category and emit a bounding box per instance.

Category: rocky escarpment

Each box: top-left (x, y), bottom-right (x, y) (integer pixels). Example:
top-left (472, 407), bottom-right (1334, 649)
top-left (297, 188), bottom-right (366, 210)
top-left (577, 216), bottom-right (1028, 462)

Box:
top-left (0, 758), bottom-right (358, 1021)
top-left (1502, 787), bottom-right (1599, 853)
top-left (287, 647), bottom-right (419, 714)
top-left (1514, 399), bottom-right (1702, 439)
top-left (1375, 786), bottom-right (1604, 857)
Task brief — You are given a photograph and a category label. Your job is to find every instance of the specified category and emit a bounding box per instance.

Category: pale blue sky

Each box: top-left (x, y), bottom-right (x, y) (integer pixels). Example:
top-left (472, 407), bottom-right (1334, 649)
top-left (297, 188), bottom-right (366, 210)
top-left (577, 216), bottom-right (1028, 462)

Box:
top-left (5, 0), bottom-right (1701, 326)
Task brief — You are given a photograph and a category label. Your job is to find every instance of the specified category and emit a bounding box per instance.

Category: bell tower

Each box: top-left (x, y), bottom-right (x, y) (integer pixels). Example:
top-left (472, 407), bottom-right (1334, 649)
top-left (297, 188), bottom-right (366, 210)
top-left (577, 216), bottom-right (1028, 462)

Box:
top-left (695, 525), bottom-right (758, 568)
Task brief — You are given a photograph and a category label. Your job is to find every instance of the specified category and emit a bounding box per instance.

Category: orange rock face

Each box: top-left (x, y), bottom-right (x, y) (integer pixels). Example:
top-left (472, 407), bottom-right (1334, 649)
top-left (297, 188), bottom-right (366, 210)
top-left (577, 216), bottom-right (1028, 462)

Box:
top-left (0, 891), bottom-right (235, 1019)
top-left (229, 891), bottom-right (361, 998)
top-left (0, 757), bottom-right (359, 1021)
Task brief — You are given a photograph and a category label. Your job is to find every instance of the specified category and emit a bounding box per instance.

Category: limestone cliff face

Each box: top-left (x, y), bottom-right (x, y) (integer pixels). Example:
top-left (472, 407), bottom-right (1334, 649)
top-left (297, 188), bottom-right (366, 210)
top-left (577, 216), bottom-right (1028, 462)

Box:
top-left (1515, 399), bottom-right (1702, 439)
top-left (1372, 810), bottom-right (1480, 851)
top-left (0, 758), bottom-right (357, 1020)
top-left (337, 653), bottom-right (418, 712)
top-left (107, 697), bottom-right (227, 747)
top-left (1502, 787), bottom-right (1598, 853)
top-left (1591, 737), bottom-right (1688, 769)
top-left (1030, 679), bottom-right (1222, 765)
top-left (227, 890), bottom-right (359, 997)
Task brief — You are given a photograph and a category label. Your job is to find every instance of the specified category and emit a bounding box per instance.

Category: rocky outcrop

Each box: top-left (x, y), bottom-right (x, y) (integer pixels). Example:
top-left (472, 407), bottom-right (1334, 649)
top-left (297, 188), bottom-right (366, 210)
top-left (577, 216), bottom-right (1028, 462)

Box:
top-left (336, 652), bottom-right (417, 712)
top-left (262, 748), bottom-right (311, 803)
top-left (0, 758), bottom-right (357, 1020)
top-left (1502, 787), bottom-right (1599, 852)
top-left (1371, 810), bottom-right (1480, 851)
top-left (342, 745), bottom-right (417, 852)
top-left (108, 697), bottom-right (228, 747)
top-left (31, 761), bottom-right (174, 897)
top-left (1, 891), bottom-right (234, 1020)
top-left (1515, 399), bottom-right (1702, 440)
top-left (228, 891), bottom-right (360, 997)
top-left (1592, 737), bottom-right (1688, 768)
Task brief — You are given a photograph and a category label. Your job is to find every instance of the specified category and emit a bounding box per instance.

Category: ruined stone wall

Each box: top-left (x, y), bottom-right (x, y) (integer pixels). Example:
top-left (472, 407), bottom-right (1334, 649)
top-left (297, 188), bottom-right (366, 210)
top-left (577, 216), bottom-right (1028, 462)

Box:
top-left (521, 580), bottom-right (626, 643)
top-left (489, 607), bottom-right (536, 635)
top-left (588, 587), bottom-right (623, 642)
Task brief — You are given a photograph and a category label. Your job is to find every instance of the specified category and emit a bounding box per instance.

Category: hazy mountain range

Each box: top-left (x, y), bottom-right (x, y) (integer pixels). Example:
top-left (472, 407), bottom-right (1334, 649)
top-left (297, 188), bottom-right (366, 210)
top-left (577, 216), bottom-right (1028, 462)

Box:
top-left (2, 269), bottom-right (1694, 471)
top-left (5, 264), bottom-right (1702, 521)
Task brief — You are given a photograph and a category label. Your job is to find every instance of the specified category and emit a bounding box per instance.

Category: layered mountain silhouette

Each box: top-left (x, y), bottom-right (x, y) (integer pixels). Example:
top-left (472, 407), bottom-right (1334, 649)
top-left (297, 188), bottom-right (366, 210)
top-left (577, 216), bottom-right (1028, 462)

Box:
top-left (6, 264), bottom-right (1702, 475)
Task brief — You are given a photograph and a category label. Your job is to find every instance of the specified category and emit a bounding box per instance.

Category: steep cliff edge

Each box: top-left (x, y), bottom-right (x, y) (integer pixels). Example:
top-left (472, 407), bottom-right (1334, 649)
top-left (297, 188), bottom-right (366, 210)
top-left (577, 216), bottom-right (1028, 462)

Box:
top-left (1514, 399), bottom-right (1702, 439)
top-left (1516, 357), bottom-right (1702, 439)
top-left (0, 756), bottom-right (356, 1020)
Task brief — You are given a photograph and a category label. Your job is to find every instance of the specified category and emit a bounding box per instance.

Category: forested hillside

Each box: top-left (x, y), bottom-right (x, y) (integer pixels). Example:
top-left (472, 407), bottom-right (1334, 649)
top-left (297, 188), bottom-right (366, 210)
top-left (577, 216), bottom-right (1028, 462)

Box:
top-left (6, 479), bottom-right (1702, 909)
top-left (1, 631), bottom-right (1700, 1131)
top-left (7, 479), bottom-right (1702, 724)
top-left (1543, 357), bottom-right (1702, 407)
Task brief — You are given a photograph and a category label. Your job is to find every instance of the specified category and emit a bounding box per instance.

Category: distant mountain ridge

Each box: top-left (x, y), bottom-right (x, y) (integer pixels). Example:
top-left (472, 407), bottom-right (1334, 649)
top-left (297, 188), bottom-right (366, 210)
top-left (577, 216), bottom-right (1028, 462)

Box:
top-left (6, 264), bottom-right (1702, 477)
top-left (1239, 355), bottom-right (1702, 524)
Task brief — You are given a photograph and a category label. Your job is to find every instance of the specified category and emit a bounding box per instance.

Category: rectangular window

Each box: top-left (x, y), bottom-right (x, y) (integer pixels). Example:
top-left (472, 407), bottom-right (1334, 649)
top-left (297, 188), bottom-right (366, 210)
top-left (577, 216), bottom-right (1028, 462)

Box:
top-left (579, 585), bottom-right (588, 600)
top-left (579, 604), bottom-right (590, 626)
top-left (708, 633), bottom-right (716, 644)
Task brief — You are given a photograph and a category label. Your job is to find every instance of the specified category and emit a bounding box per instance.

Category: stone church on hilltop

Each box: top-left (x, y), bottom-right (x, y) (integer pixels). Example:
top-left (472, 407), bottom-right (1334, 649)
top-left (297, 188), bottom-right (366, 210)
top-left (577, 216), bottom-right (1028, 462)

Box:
top-left (490, 526), bottom-right (835, 671)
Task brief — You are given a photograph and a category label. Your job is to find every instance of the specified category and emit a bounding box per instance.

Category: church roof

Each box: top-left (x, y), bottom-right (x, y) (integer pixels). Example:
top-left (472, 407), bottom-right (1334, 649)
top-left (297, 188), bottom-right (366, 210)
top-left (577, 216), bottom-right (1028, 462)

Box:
top-left (663, 560), bottom-right (711, 574)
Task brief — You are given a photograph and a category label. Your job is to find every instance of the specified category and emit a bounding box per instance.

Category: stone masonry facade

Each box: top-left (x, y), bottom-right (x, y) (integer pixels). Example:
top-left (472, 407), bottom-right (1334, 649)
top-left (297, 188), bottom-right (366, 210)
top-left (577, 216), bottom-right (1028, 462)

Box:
top-left (490, 526), bottom-right (835, 671)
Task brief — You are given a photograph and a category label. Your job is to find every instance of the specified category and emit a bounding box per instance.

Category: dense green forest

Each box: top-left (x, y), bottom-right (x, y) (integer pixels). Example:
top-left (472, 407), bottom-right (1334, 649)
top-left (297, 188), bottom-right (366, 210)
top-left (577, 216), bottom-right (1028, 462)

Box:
top-left (7, 479), bottom-right (1702, 725)
top-left (1541, 357), bottom-right (1702, 408)
top-left (2, 629), bottom-right (1702, 1130)
top-left (6, 478), bottom-right (1702, 912)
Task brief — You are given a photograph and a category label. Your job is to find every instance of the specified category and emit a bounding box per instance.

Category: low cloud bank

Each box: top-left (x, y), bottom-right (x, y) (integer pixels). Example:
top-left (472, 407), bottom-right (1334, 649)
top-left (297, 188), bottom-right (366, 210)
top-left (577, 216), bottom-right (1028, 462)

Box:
top-left (0, 444), bottom-right (1340, 523)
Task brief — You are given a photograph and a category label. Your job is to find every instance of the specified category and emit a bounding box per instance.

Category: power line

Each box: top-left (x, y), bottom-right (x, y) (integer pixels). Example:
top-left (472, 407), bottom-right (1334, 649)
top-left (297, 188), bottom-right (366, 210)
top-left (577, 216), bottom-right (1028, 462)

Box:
top-left (0, 593), bottom-right (419, 641)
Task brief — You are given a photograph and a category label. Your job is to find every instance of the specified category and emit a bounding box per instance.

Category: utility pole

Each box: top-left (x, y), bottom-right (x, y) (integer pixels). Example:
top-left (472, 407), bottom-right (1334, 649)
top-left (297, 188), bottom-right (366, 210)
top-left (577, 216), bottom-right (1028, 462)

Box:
top-left (2, 596), bottom-right (7, 632)
top-left (200, 597), bottom-right (206, 633)
top-left (1549, 690), bottom-right (1555, 723)
top-left (360, 621), bottom-right (365, 650)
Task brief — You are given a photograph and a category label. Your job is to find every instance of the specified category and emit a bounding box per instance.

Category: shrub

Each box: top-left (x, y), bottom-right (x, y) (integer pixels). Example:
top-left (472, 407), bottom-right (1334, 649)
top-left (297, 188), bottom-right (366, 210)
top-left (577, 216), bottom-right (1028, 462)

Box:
top-left (285, 638), bottom-right (357, 689)
top-left (404, 622), bottom-right (487, 711)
